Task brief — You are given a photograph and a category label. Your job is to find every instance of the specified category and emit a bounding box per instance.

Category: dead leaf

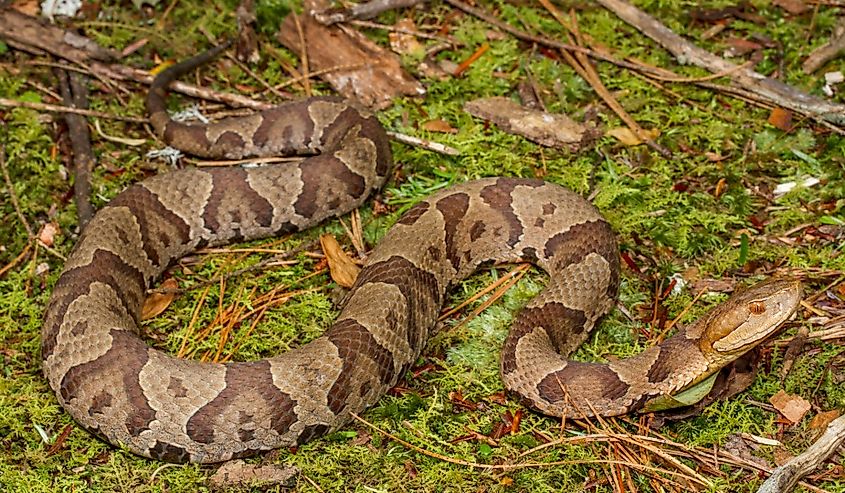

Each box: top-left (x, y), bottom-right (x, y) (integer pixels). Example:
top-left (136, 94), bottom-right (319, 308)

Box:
top-left (141, 278), bottom-right (179, 320)
top-left (724, 37), bottom-right (763, 57)
top-left (768, 107), bottom-right (793, 131)
top-left (714, 177), bottom-right (727, 198)
top-left (770, 390), bottom-right (811, 424)
top-left (773, 0), bottom-right (809, 15)
top-left (606, 127), bottom-right (660, 146)
top-left (722, 434), bottom-right (771, 468)
top-left (349, 430), bottom-right (371, 446)
top-left (773, 446), bottom-right (795, 466)
top-left (11, 0), bottom-right (39, 16)
top-left (320, 234), bottom-right (360, 288)
top-left (465, 97), bottom-right (596, 150)
top-left (210, 460), bottom-right (298, 489)
top-left (389, 19), bottom-right (423, 56)
top-left (421, 119), bottom-right (457, 134)
top-left (39, 222), bottom-right (58, 247)
top-left (277, 0), bottom-right (425, 110)
top-left (704, 151), bottom-right (728, 162)
top-left (809, 410), bottom-right (841, 434)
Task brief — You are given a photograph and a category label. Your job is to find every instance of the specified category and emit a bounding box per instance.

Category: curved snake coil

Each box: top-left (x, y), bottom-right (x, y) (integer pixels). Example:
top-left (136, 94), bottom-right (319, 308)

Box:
top-left (42, 46), bottom-right (803, 463)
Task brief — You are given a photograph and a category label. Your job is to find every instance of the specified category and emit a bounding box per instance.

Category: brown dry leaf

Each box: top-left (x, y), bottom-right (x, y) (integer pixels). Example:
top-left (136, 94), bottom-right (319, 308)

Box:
top-left (606, 127), bottom-right (660, 146)
top-left (389, 19), bottom-right (423, 56)
top-left (724, 37), bottom-right (763, 57)
top-left (11, 0), bottom-right (39, 16)
top-left (210, 460), bottom-right (298, 489)
top-left (773, 446), bottom-right (796, 466)
top-left (141, 278), bottom-right (179, 320)
top-left (39, 222), bottom-right (58, 247)
top-left (277, 0), bottom-right (425, 109)
top-left (722, 434), bottom-right (771, 468)
top-left (768, 107), bottom-right (793, 131)
top-left (714, 178), bottom-right (727, 198)
top-left (809, 410), bottom-right (842, 433)
top-left (320, 234), bottom-right (360, 288)
top-left (770, 390), bottom-right (811, 424)
top-left (773, 0), bottom-right (809, 15)
top-left (704, 151), bottom-right (728, 162)
top-left (421, 119), bottom-right (458, 134)
top-left (465, 97), bottom-right (596, 150)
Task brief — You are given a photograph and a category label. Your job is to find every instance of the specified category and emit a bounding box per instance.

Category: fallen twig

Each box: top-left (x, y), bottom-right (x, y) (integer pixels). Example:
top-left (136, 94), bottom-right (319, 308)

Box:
top-left (803, 17), bottom-right (845, 73)
top-left (57, 70), bottom-right (95, 226)
top-left (541, 1), bottom-right (671, 157)
top-left (0, 125), bottom-right (34, 239)
top-left (386, 131), bottom-right (460, 156)
top-left (756, 415), bottom-right (845, 493)
top-left (595, 0), bottom-right (845, 125)
top-left (0, 97), bottom-right (147, 122)
top-left (348, 413), bottom-right (708, 486)
top-left (313, 0), bottom-right (424, 25)
top-left (0, 8), bottom-right (117, 64)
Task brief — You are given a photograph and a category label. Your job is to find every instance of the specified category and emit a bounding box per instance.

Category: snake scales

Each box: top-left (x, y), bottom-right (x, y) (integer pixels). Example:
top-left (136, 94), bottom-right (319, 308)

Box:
top-left (42, 46), bottom-right (803, 463)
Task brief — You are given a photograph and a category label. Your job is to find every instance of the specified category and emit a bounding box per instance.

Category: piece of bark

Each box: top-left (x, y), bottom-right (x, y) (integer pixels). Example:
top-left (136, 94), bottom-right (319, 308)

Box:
top-left (57, 70), bottom-right (95, 226)
top-left (0, 7), bottom-right (117, 64)
top-left (277, 0), bottom-right (425, 109)
top-left (756, 414), bottom-right (845, 493)
top-left (595, 0), bottom-right (845, 125)
top-left (464, 97), bottom-right (596, 150)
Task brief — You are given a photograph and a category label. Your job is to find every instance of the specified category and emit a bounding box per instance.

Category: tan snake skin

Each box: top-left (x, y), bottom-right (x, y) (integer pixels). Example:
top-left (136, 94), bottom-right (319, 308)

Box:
top-left (41, 46), bottom-right (803, 463)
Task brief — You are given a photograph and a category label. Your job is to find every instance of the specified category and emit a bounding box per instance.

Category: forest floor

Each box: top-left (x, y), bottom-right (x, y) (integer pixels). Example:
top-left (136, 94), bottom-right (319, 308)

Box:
top-left (1, 0), bottom-right (845, 491)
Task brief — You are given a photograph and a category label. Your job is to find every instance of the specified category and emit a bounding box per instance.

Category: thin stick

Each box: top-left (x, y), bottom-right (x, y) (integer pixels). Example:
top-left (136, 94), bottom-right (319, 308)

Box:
top-left (293, 14), bottom-right (311, 97)
top-left (439, 264), bottom-right (529, 320)
top-left (756, 415), bottom-right (845, 493)
top-left (386, 131), bottom-right (460, 156)
top-left (594, 0), bottom-right (845, 126)
top-left (0, 129), bottom-right (34, 238)
top-left (349, 413), bottom-right (707, 484)
top-left (348, 19), bottom-right (459, 44)
top-left (57, 69), bottom-right (95, 226)
top-left (0, 242), bottom-right (32, 278)
top-left (0, 97), bottom-right (147, 123)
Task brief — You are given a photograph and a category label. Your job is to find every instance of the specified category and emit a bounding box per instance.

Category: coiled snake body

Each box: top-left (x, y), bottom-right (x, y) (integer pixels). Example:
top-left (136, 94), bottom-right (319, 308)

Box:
top-left (42, 47), bottom-right (803, 463)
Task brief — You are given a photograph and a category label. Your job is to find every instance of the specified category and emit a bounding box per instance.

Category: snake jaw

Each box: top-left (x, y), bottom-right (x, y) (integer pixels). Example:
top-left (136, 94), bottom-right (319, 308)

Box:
top-left (700, 278), bottom-right (803, 358)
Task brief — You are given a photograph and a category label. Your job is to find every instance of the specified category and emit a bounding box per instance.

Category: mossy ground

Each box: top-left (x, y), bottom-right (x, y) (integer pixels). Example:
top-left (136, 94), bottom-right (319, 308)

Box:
top-left (2, 0), bottom-right (845, 491)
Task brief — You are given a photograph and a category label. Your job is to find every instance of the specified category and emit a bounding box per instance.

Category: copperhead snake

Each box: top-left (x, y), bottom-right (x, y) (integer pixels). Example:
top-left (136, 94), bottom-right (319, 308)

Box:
top-left (42, 45), bottom-right (803, 463)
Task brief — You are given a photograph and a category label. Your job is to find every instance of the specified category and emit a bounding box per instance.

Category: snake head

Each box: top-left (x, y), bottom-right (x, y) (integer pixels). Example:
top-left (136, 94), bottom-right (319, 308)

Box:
top-left (699, 277), bottom-right (803, 358)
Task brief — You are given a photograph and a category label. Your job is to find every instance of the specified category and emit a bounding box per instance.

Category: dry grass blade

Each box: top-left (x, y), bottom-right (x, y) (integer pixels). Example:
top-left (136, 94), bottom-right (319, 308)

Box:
top-left (439, 264), bottom-right (531, 327)
top-left (177, 284), bottom-right (212, 358)
top-left (538, 1), bottom-right (670, 158)
top-left (349, 413), bottom-right (709, 486)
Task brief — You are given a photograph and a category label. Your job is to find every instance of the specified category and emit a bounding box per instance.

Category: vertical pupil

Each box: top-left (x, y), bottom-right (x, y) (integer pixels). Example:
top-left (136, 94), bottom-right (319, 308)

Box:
top-left (749, 302), bottom-right (765, 314)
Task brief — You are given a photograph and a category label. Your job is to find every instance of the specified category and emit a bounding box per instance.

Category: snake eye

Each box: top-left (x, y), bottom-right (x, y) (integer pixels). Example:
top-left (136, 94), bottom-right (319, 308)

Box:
top-left (749, 301), bottom-right (766, 315)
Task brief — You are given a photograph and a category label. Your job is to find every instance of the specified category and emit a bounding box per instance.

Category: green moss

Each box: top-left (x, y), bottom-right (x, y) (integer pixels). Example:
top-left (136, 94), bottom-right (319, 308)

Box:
top-left (2, 0), bottom-right (845, 491)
